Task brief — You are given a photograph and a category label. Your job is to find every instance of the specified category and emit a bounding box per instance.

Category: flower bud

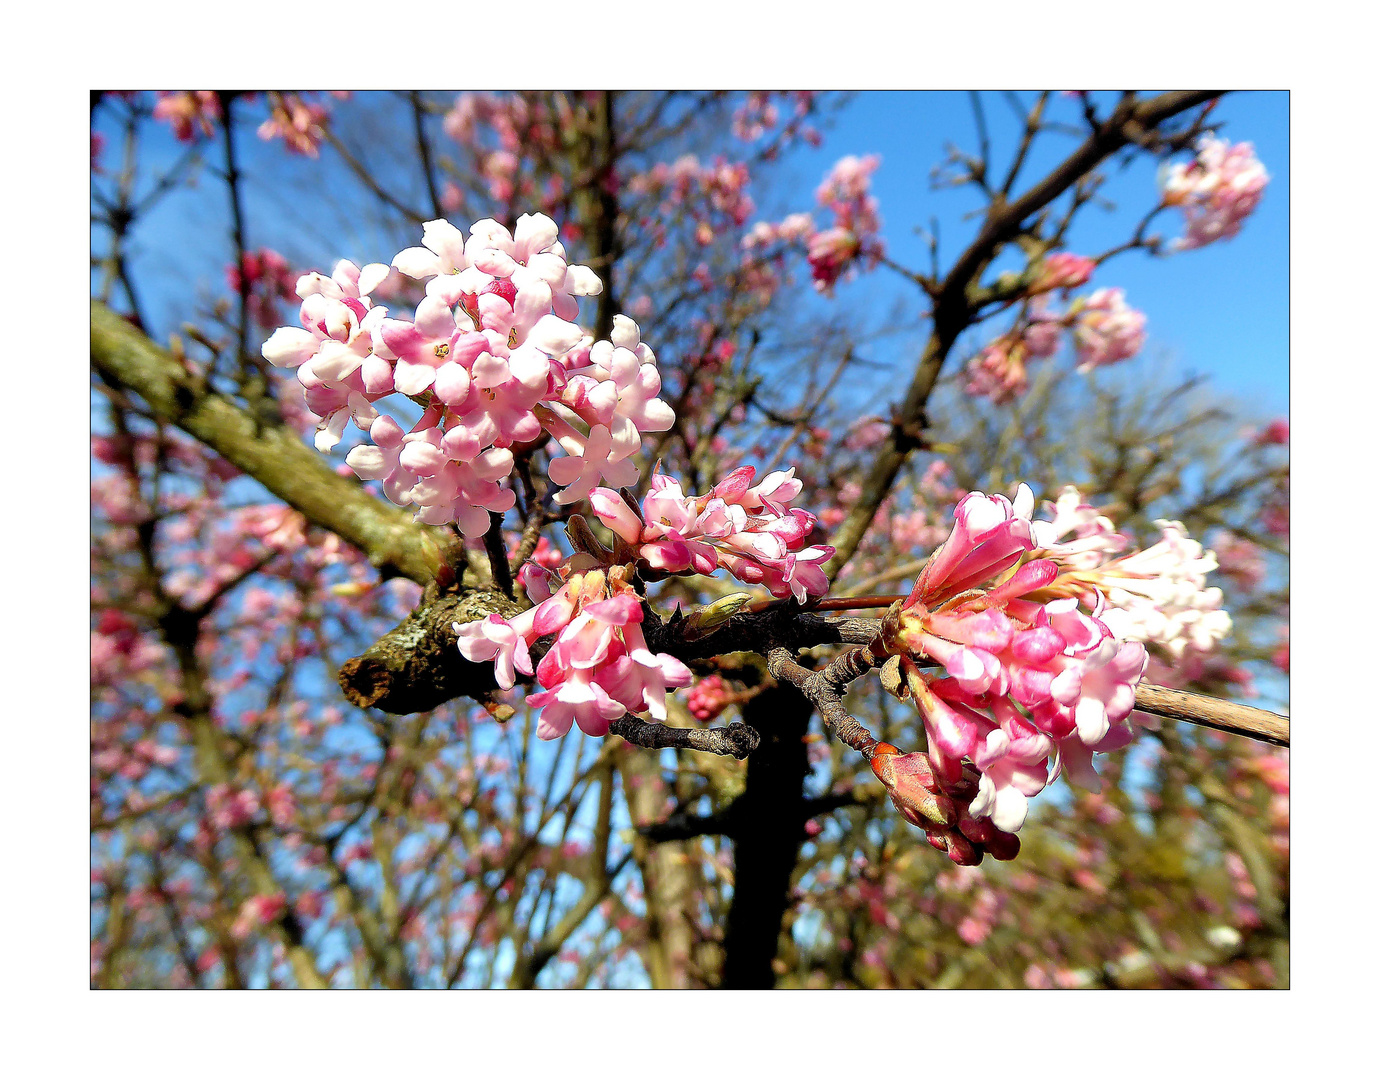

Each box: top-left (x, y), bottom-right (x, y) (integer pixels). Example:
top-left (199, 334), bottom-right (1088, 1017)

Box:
top-left (870, 744), bottom-right (958, 828)
top-left (685, 592), bottom-right (756, 636)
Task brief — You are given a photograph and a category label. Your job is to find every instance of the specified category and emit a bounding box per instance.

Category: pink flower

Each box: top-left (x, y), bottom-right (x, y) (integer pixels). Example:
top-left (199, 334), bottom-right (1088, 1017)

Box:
top-left (807, 227), bottom-right (861, 292)
top-left (907, 485), bottom-right (1035, 606)
top-left (965, 339), bottom-right (1029, 404)
top-left (807, 155), bottom-right (884, 293)
top-left (871, 483), bottom-right (1233, 850)
top-left (1029, 252), bottom-right (1095, 295)
top-left (1254, 418), bottom-right (1288, 446)
top-left (153, 92), bottom-right (221, 142)
top-left (258, 93), bottom-right (328, 157)
top-left (457, 567), bottom-right (690, 741)
top-left (455, 610), bottom-right (536, 690)
top-left (588, 466), bottom-right (834, 601)
top-left (1161, 136), bottom-right (1268, 250)
top-left (1070, 288), bottom-right (1146, 370)
top-left (261, 213), bottom-right (677, 529)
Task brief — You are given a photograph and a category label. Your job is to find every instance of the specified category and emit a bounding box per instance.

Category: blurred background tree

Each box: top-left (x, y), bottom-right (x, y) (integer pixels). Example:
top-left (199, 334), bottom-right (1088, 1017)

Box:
top-left (91, 90), bottom-right (1287, 988)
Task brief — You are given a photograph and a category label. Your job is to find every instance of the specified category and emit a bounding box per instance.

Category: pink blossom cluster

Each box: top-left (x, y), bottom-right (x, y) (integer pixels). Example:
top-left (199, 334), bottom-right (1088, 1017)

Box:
top-left (963, 284), bottom-right (1146, 405)
top-left (731, 91), bottom-right (821, 147)
top-left (808, 154), bottom-right (884, 292)
top-left (92, 609), bottom-right (166, 687)
top-left (227, 249), bottom-right (296, 328)
top-left (962, 298), bottom-right (1064, 403)
top-left (258, 93), bottom-right (329, 157)
top-left (206, 783), bottom-right (260, 832)
top-left (231, 893), bottom-right (287, 940)
top-left (455, 564), bottom-right (692, 740)
top-left (685, 674), bottom-right (731, 721)
top-left (740, 212), bottom-right (816, 251)
top-left (1030, 487), bottom-right (1232, 659)
top-left (1070, 288), bottom-right (1147, 371)
top-left (153, 91), bottom-right (221, 142)
top-left (1028, 252), bottom-right (1096, 295)
top-left (1160, 137), bottom-right (1268, 250)
top-left (873, 484), bottom-right (1203, 861)
top-left (628, 155), bottom-right (757, 243)
top-left (1207, 530), bottom-right (1266, 591)
top-left (444, 93), bottom-right (551, 152)
top-left (442, 94), bottom-right (566, 207)
top-left (92, 724), bottom-right (179, 782)
top-left (588, 465), bottom-right (833, 603)
top-left (1253, 418), bottom-right (1288, 446)
top-left (262, 213), bottom-right (676, 535)
top-left (964, 336), bottom-right (1031, 404)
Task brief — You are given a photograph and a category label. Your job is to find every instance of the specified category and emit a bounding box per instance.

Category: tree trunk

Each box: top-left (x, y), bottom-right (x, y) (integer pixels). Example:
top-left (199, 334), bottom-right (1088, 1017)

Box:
top-left (719, 684), bottom-right (812, 988)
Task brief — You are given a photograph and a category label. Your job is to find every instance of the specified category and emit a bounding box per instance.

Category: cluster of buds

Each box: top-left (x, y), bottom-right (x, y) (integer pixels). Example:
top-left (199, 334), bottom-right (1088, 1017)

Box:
top-left (1026, 252), bottom-right (1095, 296)
top-left (455, 561), bottom-right (692, 740)
top-left (964, 335), bottom-right (1034, 404)
top-left (871, 486), bottom-right (1147, 858)
top-left (807, 155), bottom-right (884, 292)
top-left (258, 92), bottom-right (330, 157)
top-left (1069, 288), bottom-right (1147, 370)
top-left (261, 213), bottom-right (676, 535)
top-left (627, 154), bottom-right (758, 237)
top-left (588, 466), bottom-right (833, 602)
top-left (230, 893), bottom-right (287, 940)
top-left (685, 674), bottom-right (732, 721)
top-left (870, 745), bottom-right (1020, 863)
top-left (205, 783), bottom-right (260, 832)
top-left (731, 91), bottom-right (820, 145)
top-left (152, 91), bottom-right (221, 142)
top-left (964, 284), bottom-right (1147, 405)
top-left (868, 484), bottom-right (1230, 860)
top-left (1160, 136), bottom-right (1269, 250)
top-left (227, 248), bottom-right (296, 328)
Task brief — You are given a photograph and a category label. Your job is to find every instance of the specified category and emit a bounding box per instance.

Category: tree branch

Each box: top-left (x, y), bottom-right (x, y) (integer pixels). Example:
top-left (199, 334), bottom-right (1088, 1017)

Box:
top-left (822, 91), bottom-right (1223, 580)
top-left (337, 583), bottom-right (521, 714)
top-left (609, 715), bottom-right (760, 759)
top-left (1135, 684), bottom-right (1289, 748)
top-left (91, 299), bottom-right (443, 585)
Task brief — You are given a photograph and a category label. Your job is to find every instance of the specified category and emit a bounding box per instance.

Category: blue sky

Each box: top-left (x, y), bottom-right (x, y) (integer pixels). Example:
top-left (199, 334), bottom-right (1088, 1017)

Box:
top-left (777, 91), bottom-right (1288, 415)
top-left (94, 91), bottom-right (1287, 420)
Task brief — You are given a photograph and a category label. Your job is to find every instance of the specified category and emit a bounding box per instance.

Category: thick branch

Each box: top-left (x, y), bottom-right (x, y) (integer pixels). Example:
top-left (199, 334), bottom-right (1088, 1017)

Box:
top-left (719, 683), bottom-right (812, 988)
top-left (1135, 684), bottom-right (1289, 748)
top-left (91, 300), bottom-right (440, 585)
top-left (338, 585), bottom-right (521, 714)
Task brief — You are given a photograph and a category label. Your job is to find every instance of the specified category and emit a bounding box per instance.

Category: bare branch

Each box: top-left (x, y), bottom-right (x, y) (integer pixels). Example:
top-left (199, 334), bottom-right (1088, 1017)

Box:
top-left (610, 715), bottom-right (760, 759)
top-left (1136, 684), bottom-right (1289, 748)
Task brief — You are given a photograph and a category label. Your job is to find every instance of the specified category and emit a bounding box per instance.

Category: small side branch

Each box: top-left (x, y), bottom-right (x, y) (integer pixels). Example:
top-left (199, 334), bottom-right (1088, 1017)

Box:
top-left (609, 715), bottom-right (760, 759)
top-left (1135, 684), bottom-right (1289, 748)
top-left (767, 645), bottom-right (881, 757)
